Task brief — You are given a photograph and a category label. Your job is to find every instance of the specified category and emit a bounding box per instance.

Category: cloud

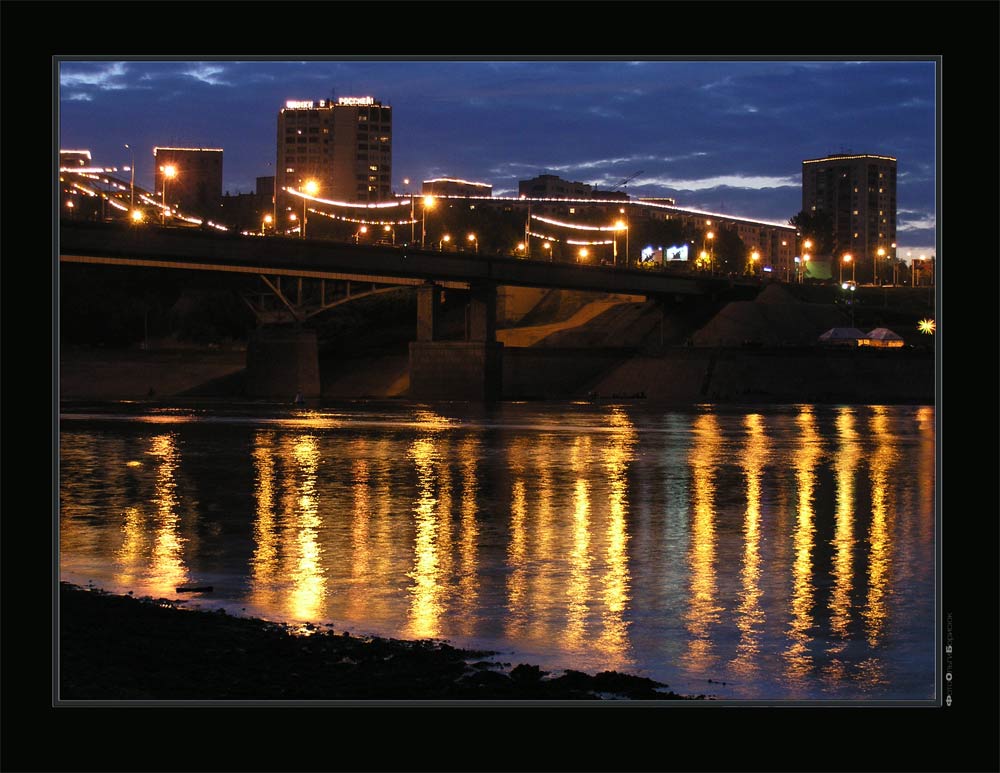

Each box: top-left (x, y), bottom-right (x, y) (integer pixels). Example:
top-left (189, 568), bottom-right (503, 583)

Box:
top-left (625, 174), bottom-right (800, 192)
top-left (66, 92), bottom-right (93, 101)
top-left (184, 64), bottom-right (230, 86)
top-left (898, 212), bottom-right (936, 231)
top-left (60, 62), bottom-right (129, 90)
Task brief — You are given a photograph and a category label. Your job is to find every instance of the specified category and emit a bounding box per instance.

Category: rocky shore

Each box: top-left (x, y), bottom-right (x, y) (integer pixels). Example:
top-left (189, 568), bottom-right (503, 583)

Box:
top-left (58, 583), bottom-right (693, 701)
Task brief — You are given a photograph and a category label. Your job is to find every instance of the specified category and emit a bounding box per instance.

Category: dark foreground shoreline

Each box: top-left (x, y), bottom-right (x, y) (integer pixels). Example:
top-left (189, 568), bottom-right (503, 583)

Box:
top-left (58, 583), bottom-right (694, 701)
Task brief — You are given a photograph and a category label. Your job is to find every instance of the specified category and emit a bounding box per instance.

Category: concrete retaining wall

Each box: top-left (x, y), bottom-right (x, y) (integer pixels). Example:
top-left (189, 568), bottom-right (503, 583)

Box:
top-left (502, 347), bottom-right (631, 399)
top-left (593, 347), bottom-right (934, 403)
top-left (409, 341), bottom-right (503, 401)
top-left (245, 327), bottom-right (321, 398)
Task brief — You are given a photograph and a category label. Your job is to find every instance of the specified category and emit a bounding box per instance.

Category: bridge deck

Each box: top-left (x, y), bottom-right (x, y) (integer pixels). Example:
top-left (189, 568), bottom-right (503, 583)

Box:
top-left (60, 221), bottom-right (727, 296)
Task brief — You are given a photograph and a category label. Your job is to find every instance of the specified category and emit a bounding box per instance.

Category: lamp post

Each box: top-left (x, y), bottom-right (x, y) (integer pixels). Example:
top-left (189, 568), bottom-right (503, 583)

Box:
top-left (801, 239), bottom-right (812, 283)
top-left (517, 242), bottom-right (526, 257)
top-left (355, 225), bottom-right (368, 244)
top-left (384, 224), bottom-right (395, 245)
top-left (621, 208), bottom-right (630, 266)
top-left (542, 241), bottom-right (552, 261)
top-left (467, 232), bottom-right (478, 253)
top-left (288, 212), bottom-right (297, 235)
top-left (301, 180), bottom-right (318, 238)
top-left (578, 247), bottom-right (589, 263)
top-left (750, 250), bottom-right (760, 277)
top-left (876, 247), bottom-right (886, 285)
top-left (262, 213), bottom-right (272, 235)
top-left (613, 220), bottom-right (627, 267)
top-left (124, 143), bottom-right (135, 214)
top-left (706, 230), bottom-right (715, 274)
top-left (441, 234), bottom-right (451, 251)
top-left (403, 179), bottom-right (416, 244)
top-left (840, 253), bottom-right (853, 284)
top-left (422, 196), bottom-right (435, 248)
top-left (160, 164), bottom-right (176, 224)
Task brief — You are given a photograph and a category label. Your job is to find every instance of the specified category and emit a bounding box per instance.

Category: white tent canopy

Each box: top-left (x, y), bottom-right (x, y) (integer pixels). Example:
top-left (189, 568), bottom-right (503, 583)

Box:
top-left (819, 327), bottom-right (868, 342)
top-left (867, 327), bottom-right (904, 341)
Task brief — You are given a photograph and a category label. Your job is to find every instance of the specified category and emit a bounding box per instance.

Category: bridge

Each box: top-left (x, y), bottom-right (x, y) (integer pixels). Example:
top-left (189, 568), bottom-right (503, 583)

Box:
top-left (59, 220), bottom-right (732, 400)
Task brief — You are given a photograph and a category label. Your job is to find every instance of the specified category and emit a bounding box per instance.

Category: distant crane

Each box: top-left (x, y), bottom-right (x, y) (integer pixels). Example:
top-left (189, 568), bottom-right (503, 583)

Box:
top-left (609, 170), bottom-right (643, 195)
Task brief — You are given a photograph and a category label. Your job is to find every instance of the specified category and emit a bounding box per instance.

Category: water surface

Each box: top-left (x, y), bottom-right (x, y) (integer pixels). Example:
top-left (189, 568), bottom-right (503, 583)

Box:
top-left (59, 400), bottom-right (936, 700)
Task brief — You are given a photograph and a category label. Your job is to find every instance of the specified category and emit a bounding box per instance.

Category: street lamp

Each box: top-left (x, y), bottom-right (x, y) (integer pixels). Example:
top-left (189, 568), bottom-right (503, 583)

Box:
top-left (542, 241), bottom-right (552, 261)
top-left (288, 211), bottom-right (297, 235)
top-left (706, 231), bottom-right (715, 273)
top-left (422, 196), bottom-right (436, 248)
top-left (131, 208), bottom-right (144, 224)
top-left (578, 247), bottom-right (589, 262)
top-left (124, 143), bottom-right (135, 213)
top-left (750, 250), bottom-right (760, 276)
top-left (840, 253), bottom-right (854, 283)
top-left (160, 164), bottom-right (177, 224)
top-left (441, 233), bottom-right (451, 251)
top-left (467, 232), bottom-right (478, 253)
top-left (384, 224), bottom-right (395, 245)
top-left (620, 207), bottom-right (630, 265)
top-left (301, 179), bottom-right (318, 238)
top-left (613, 220), bottom-right (627, 267)
top-left (355, 225), bottom-right (368, 244)
top-left (262, 213), bottom-right (273, 235)
top-left (876, 247), bottom-right (886, 285)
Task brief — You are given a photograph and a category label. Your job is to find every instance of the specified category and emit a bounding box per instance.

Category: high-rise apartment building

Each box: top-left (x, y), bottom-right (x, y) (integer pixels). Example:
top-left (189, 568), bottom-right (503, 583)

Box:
top-left (153, 147), bottom-right (223, 215)
top-left (276, 96), bottom-right (392, 219)
top-left (802, 153), bottom-right (897, 282)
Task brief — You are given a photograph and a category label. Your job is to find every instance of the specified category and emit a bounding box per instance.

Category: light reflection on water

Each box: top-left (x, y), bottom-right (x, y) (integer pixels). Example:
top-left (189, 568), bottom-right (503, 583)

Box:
top-left (59, 402), bottom-right (936, 700)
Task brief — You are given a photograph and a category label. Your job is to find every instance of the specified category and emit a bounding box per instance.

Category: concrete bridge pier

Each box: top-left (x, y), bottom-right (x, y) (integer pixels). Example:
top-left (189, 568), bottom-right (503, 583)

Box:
top-left (246, 326), bottom-right (321, 398)
top-left (409, 281), bottom-right (503, 401)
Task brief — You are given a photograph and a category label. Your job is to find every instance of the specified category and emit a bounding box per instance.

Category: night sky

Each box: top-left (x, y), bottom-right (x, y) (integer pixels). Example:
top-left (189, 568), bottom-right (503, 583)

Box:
top-left (58, 59), bottom-right (937, 256)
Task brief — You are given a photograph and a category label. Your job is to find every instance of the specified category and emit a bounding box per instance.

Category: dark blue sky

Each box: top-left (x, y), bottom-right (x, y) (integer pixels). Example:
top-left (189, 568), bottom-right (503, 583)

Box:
top-left (58, 59), bottom-right (937, 255)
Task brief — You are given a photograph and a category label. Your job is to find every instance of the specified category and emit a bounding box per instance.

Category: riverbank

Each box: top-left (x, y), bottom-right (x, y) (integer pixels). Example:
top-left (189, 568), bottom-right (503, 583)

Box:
top-left (58, 583), bottom-right (692, 700)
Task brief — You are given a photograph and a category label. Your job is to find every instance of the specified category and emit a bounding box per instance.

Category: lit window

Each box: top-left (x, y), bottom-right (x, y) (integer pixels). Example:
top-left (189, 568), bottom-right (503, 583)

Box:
top-left (286, 167), bottom-right (294, 173)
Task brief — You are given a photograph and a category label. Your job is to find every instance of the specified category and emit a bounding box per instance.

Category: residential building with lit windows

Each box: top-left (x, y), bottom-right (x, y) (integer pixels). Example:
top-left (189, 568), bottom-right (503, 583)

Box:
top-left (275, 96), bottom-right (392, 219)
top-left (152, 147), bottom-right (223, 215)
top-left (422, 178), bottom-right (492, 197)
top-left (59, 149), bottom-right (92, 169)
top-left (802, 153), bottom-right (897, 282)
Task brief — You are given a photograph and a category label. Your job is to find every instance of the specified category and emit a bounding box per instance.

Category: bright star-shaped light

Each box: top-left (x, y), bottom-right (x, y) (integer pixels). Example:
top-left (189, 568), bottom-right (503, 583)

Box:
top-left (918, 319), bottom-right (936, 335)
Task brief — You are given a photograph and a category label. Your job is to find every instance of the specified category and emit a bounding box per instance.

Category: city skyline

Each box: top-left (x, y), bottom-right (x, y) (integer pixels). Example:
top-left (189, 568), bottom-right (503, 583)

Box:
top-left (58, 58), bottom-right (937, 257)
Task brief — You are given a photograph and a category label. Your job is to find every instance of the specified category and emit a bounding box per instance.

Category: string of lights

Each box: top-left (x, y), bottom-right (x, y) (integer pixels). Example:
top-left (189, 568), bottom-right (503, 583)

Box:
top-left (530, 214), bottom-right (622, 231)
top-left (310, 209), bottom-right (417, 227)
top-left (286, 188), bottom-right (409, 209)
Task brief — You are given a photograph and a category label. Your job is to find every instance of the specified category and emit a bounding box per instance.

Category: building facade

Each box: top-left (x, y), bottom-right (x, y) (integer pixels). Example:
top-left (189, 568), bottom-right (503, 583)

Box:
top-left (153, 147), bottom-right (224, 216)
top-left (275, 96), bottom-right (392, 221)
top-left (802, 153), bottom-right (897, 283)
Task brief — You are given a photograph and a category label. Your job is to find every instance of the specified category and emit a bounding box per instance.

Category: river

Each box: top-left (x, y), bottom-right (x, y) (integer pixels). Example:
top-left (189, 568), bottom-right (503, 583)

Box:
top-left (58, 399), bottom-right (936, 700)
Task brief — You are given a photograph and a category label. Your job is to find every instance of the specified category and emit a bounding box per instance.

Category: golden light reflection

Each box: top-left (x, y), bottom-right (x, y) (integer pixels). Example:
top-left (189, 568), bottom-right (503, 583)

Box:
top-left (526, 434), bottom-right (558, 643)
top-left (829, 409), bottom-right (860, 643)
top-left (916, 406), bottom-right (935, 549)
top-left (114, 505), bottom-right (147, 588)
top-left (149, 433), bottom-right (189, 595)
top-left (289, 435), bottom-right (325, 622)
top-left (347, 447), bottom-right (372, 619)
top-left (563, 435), bottom-right (593, 650)
top-left (597, 408), bottom-right (636, 667)
top-left (505, 435), bottom-right (530, 639)
top-left (684, 412), bottom-right (723, 671)
top-left (249, 431), bottom-right (279, 610)
top-left (864, 407), bottom-right (898, 650)
top-left (785, 407), bottom-right (821, 681)
top-left (456, 435), bottom-right (481, 636)
top-left (407, 436), bottom-right (444, 639)
top-left (731, 413), bottom-right (768, 675)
